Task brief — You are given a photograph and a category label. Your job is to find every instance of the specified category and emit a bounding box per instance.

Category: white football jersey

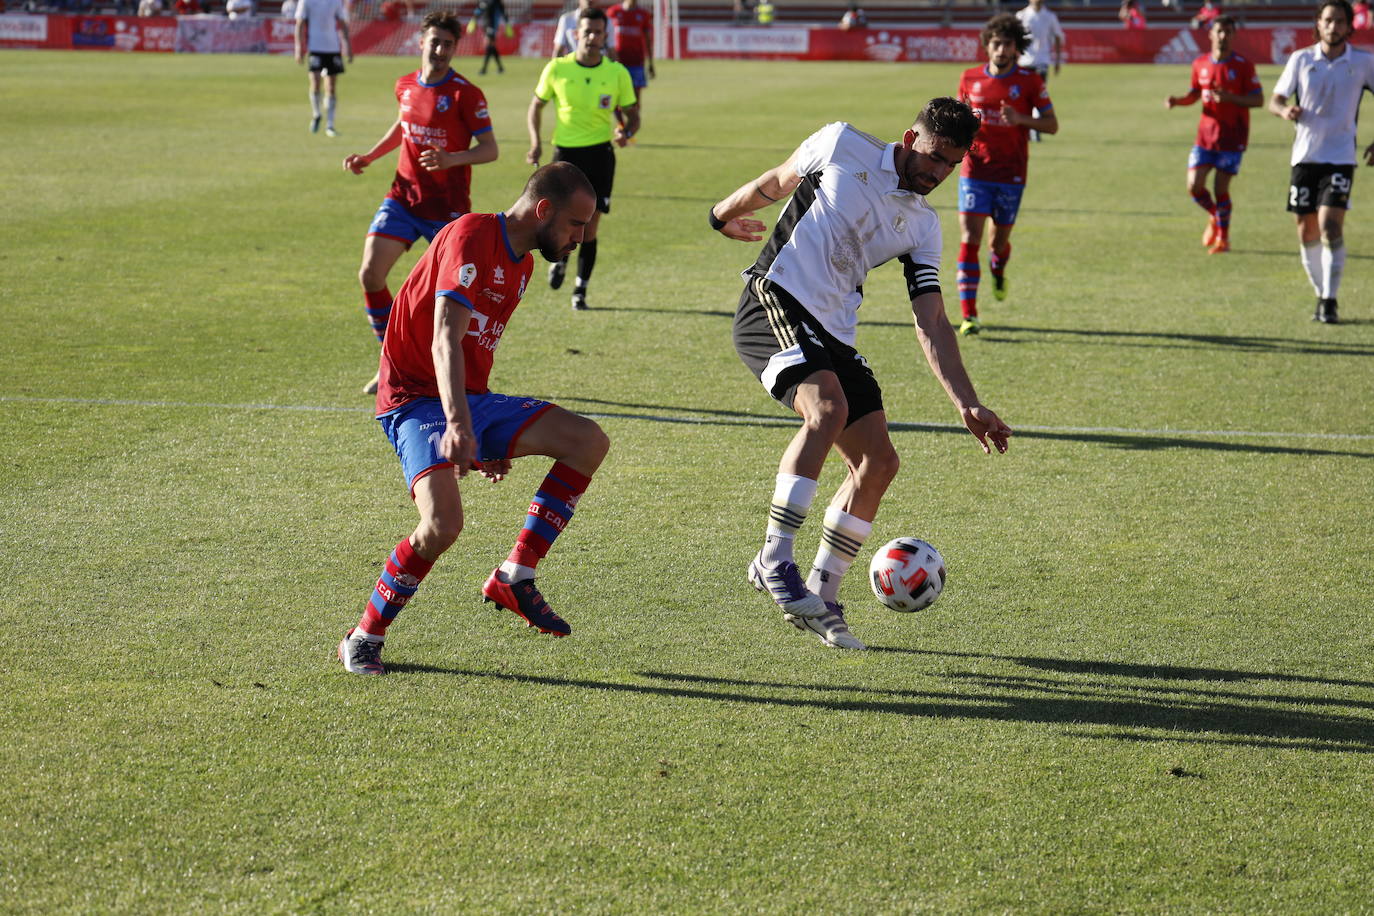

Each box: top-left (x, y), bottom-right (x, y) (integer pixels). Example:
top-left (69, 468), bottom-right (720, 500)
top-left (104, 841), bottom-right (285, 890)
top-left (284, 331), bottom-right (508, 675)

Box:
top-left (748, 121), bottom-right (943, 347)
top-left (296, 0), bottom-right (348, 54)
top-left (1016, 5), bottom-right (1064, 70)
top-left (1274, 43), bottom-right (1374, 165)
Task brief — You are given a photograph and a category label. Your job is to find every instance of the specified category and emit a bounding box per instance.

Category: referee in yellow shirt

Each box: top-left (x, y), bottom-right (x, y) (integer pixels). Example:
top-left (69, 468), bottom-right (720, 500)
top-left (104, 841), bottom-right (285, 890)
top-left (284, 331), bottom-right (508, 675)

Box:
top-left (527, 7), bottom-right (640, 310)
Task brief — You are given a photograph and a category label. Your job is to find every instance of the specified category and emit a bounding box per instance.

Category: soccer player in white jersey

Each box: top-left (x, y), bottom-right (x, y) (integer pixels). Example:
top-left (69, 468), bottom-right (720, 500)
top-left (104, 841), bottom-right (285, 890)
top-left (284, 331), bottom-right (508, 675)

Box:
top-left (295, 0), bottom-right (352, 137)
top-left (1016, 0), bottom-right (1064, 141)
top-left (707, 99), bottom-right (1013, 650)
top-left (1268, 0), bottom-right (1374, 324)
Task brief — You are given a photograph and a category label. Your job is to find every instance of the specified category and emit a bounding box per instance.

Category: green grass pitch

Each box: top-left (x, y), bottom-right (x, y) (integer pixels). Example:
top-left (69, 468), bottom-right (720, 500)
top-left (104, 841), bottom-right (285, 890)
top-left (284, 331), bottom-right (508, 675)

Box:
top-left (2, 49), bottom-right (1373, 912)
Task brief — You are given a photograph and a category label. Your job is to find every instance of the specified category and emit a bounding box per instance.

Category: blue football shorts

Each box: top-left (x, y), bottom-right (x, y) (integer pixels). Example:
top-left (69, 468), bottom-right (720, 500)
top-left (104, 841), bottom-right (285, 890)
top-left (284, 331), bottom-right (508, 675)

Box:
top-left (378, 394), bottom-right (554, 494)
top-left (1188, 146), bottom-right (1243, 175)
top-left (367, 198), bottom-right (453, 248)
top-left (625, 64), bottom-right (647, 89)
top-left (957, 177), bottom-right (1026, 226)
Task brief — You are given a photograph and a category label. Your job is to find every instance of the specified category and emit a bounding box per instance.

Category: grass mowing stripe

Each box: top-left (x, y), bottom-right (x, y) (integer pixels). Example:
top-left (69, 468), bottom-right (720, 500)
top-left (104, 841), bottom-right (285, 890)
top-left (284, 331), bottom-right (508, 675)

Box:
top-left (5, 394), bottom-right (1373, 442)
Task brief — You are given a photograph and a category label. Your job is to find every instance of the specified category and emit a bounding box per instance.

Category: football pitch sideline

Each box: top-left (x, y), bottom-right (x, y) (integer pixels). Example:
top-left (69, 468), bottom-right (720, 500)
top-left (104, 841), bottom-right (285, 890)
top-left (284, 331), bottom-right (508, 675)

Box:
top-left (2, 50), bottom-right (1373, 912)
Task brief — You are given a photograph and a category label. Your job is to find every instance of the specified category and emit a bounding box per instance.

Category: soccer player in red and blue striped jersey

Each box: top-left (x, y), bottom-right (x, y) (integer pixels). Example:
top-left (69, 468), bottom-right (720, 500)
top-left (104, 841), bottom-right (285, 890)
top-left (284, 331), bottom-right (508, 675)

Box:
top-left (1166, 16), bottom-right (1262, 254)
top-left (343, 11), bottom-right (498, 395)
top-left (338, 163), bottom-right (606, 676)
top-left (955, 14), bottom-right (1058, 335)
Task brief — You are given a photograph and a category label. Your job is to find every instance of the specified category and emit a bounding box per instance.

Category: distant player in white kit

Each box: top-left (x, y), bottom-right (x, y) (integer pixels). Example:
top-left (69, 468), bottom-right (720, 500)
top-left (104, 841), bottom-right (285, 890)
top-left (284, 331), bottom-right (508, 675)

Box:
top-left (1016, 0), bottom-right (1064, 141)
top-left (1268, 0), bottom-right (1374, 323)
top-left (295, 0), bottom-right (352, 137)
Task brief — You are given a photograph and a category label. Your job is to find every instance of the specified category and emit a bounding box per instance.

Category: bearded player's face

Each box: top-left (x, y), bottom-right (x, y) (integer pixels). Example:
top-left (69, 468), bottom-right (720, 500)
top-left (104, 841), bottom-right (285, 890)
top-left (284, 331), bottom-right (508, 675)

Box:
top-left (898, 130), bottom-right (967, 196)
top-left (985, 36), bottom-right (1018, 72)
top-left (1316, 4), bottom-right (1352, 47)
top-left (535, 191), bottom-right (598, 262)
top-left (421, 27), bottom-right (458, 70)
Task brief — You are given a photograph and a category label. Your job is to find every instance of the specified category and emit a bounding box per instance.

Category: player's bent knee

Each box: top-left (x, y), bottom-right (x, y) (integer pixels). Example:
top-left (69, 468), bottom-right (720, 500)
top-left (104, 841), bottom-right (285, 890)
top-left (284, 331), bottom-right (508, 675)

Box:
top-left (865, 447), bottom-right (900, 487)
top-left (415, 511), bottom-right (463, 555)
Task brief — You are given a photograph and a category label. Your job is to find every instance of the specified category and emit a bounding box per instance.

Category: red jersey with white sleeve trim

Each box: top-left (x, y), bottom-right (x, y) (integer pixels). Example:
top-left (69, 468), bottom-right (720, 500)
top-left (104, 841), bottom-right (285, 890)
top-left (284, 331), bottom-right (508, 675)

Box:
top-left (376, 213), bottom-right (534, 414)
top-left (958, 65), bottom-right (1052, 184)
top-left (1190, 53), bottom-right (1261, 152)
top-left (388, 69), bottom-right (493, 223)
top-left (607, 4), bottom-right (652, 67)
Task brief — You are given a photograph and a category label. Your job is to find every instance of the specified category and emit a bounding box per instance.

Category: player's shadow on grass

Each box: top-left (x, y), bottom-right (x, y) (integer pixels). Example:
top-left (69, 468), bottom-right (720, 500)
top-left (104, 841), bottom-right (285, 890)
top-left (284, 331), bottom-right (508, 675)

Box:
top-left (855, 320), bottom-right (1374, 358)
top-left (591, 305), bottom-right (736, 318)
top-left (560, 395), bottom-right (1374, 459)
top-left (384, 662), bottom-right (1374, 754)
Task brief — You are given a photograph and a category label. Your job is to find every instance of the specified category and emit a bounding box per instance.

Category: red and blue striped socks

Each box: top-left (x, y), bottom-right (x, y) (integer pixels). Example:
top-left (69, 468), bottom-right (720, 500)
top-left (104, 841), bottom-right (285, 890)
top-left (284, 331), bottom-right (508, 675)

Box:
top-left (500, 462), bottom-right (592, 582)
top-left (364, 287), bottom-right (392, 343)
top-left (356, 537), bottom-right (435, 640)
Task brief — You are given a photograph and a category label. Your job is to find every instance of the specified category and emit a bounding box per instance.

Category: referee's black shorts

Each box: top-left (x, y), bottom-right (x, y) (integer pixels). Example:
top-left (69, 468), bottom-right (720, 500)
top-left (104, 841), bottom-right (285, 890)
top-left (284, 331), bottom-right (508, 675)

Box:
top-left (733, 274), bottom-right (884, 426)
top-left (554, 143), bottom-right (615, 214)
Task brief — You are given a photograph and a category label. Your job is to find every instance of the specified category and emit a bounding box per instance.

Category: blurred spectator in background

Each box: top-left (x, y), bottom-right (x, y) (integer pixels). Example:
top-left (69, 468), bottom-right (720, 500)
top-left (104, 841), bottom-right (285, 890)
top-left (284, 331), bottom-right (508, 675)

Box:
top-left (1120, 0), bottom-right (1146, 29)
top-left (281, 0), bottom-right (296, 17)
top-left (554, 0), bottom-right (597, 56)
top-left (756, 0), bottom-right (774, 24)
top-left (226, 0), bottom-right (252, 17)
top-left (1353, 0), bottom-right (1370, 28)
top-left (1191, 0), bottom-right (1221, 29)
top-left (138, 0), bottom-right (164, 15)
top-left (174, 0), bottom-right (201, 13)
top-left (839, 1), bottom-right (867, 29)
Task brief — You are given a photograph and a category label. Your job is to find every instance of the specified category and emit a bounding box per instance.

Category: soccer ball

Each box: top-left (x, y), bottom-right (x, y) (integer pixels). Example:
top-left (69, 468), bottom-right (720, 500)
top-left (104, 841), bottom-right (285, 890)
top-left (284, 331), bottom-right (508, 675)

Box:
top-left (869, 537), bottom-right (946, 612)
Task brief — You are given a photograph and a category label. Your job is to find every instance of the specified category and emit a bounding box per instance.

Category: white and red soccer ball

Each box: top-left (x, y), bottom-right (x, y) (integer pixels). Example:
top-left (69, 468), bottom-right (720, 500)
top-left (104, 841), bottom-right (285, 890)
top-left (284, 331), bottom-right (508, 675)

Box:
top-left (869, 537), bottom-right (946, 612)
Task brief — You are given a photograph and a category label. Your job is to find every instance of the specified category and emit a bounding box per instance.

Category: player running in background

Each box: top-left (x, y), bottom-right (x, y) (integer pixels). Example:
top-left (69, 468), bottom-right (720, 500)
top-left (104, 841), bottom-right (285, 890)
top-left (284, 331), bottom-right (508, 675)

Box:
top-left (1165, 16), bottom-right (1262, 255)
top-left (528, 7), bottom-right (639, 311)
top-left (955, 14), bottom-right (1058, 335)
top-left (1268, 0), bottom-right (1374, 324)
top-left (343, 11), bottom-right (499, 395)
top-left (707, 100), bottom-right (1012, 650)
top-left (294, 0), bottom-right (351, 137)
top-left (553, 0), bottom-right (598, 57)
top-left (607, 0), bottom-right (655, 106)
top-left (338, 163), bottom-right (607, 676)
top-left (1015, 0), bottom-right (1064, 141)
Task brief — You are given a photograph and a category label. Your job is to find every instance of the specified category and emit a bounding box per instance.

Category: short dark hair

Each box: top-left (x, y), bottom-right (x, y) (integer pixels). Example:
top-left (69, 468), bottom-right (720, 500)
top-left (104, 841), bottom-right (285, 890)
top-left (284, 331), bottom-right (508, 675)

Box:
top-left (981, 13), bottom-right (1031, 55)
top-left (522, 162), bottom-right (596, 209)
top-left (420, 10), bottom-right (462, 39)
top-left (913, 97), bottom-right (981, 150)
top-left (1212, 13), bottom-right (1238, 29)
top-left (578, 6), bottom-right (607, 25)
top-left (1315, 0), bottom-right (1353, 38)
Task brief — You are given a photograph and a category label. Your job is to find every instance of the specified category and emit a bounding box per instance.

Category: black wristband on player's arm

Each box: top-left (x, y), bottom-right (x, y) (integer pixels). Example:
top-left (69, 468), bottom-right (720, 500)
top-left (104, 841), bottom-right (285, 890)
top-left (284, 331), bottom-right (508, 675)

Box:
top-left (708, 208), bottom-right (727, 231)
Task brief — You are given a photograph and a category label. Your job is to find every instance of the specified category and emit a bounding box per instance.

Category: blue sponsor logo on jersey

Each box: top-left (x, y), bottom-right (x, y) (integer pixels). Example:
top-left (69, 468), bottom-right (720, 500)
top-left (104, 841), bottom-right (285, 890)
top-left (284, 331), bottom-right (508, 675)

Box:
top-left (437, 95), bottom-right (451, 113)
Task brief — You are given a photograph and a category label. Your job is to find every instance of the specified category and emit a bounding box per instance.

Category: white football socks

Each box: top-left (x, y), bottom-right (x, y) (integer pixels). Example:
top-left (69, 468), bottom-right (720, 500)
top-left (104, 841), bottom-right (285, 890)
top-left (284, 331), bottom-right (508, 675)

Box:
top-left (808, 507), bottom-right (873, 604)
top-left (760, 473), bottom-right (817, 567)
top-left (1321, 238), bottom-right (1345, 300)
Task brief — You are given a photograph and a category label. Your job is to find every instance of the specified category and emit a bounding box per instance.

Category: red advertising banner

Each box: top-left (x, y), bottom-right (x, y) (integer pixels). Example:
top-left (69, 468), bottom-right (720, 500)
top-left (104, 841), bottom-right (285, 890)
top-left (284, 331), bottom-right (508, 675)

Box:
top-left (0, 16), bottom-right (1339, 66)
top-left (0, 14), bottom-right (176, 51)
top-left (680, 24), bottom-right (1319, 66)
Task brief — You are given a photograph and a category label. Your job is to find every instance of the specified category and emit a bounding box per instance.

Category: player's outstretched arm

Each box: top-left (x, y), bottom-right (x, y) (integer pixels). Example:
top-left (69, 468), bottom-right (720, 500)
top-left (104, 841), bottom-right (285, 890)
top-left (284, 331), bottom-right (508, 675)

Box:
top-left (293, 17), bottom-right (306, 63)
top-left (432, 295), bottom-right (479, 476)
top-left (1268, 92), bottom-right (1300, 121)
top-left (1166, 89), bottom-right (1200, 108)
top-left (344, 119), bottom-right (403, 173)
top-left (339, 20), bottom-right (353, 64)
top-left (910, 291), bottom-right (1011, 455)
top-left (420, 129), bottom-right (499, 172)
top-left (709, 150), bottom-right (803, 242)
top-left (526, 96), bottom-right (546, 165)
